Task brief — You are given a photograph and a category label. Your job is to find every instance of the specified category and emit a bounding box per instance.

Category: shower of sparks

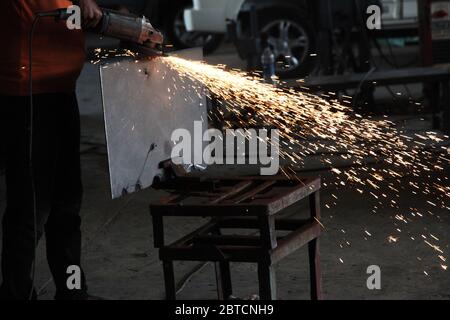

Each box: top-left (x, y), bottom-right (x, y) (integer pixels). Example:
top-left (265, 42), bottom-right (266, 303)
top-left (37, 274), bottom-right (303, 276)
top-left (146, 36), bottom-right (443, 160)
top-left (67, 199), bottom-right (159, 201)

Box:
top-left (161, 56), bottom-right (449, 196)
top-left (159, 56), bottom-right (449, 271)
top-left (92, 49), bottom-right (449, 271)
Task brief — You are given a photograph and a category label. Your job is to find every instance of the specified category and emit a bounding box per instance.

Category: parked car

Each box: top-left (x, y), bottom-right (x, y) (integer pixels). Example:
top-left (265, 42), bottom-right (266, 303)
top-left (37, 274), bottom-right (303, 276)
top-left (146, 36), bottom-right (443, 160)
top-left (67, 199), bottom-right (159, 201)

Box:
top-left (184, 0), bottom-right (418, 77)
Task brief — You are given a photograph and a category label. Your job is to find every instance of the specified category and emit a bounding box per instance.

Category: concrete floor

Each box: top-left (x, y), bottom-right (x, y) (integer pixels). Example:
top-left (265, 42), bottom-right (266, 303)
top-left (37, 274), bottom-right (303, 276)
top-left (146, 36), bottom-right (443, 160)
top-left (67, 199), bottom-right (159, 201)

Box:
top-left (0, 41), bottom-right (449, 300)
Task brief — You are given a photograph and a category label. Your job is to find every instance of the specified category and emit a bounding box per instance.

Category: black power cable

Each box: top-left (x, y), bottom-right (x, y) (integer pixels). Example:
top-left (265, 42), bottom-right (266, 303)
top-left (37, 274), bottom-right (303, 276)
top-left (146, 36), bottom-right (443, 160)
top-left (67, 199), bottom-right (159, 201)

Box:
top-left (28, 14), bottom-right (40, 302)
top-left (28, 9), bottom-right (69, 301)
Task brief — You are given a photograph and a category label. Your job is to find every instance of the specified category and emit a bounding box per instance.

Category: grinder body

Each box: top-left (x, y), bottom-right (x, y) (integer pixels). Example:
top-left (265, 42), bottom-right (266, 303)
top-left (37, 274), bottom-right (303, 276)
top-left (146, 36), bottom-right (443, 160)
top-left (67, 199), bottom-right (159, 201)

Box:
top-left (51, 7), bottom-right (165, 56)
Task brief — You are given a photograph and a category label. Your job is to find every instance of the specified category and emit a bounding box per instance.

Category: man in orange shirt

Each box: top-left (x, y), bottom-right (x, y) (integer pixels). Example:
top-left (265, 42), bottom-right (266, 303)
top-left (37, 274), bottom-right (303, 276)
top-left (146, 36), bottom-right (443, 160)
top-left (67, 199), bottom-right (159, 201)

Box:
top-left (0, 0), bottom-right (102, 300)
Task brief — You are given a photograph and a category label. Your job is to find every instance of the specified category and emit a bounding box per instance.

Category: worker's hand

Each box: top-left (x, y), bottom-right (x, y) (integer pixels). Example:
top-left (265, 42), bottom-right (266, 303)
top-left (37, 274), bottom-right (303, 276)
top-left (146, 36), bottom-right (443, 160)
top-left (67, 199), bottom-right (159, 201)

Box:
top-left (78, 0), bottom-right (103, 29)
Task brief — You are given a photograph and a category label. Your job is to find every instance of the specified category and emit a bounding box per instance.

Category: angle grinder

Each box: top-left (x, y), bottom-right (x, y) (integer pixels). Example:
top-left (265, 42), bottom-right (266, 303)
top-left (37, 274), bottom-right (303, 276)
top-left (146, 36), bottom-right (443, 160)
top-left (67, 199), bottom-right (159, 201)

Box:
top-left (39, 7), bottom-right (166, 58)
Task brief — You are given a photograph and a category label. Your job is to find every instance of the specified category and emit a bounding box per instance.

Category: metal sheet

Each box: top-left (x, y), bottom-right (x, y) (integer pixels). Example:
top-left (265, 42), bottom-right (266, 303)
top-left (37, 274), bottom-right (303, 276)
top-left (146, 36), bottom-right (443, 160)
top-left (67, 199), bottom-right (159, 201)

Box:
top-left (100, 48), bottom-right (207, 199)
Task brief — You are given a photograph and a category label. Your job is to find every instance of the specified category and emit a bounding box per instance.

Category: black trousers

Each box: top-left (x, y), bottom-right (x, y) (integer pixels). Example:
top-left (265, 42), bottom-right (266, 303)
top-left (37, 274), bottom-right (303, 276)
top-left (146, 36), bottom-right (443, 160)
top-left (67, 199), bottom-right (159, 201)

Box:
top-left (0, 93), bottom-right (86, 300)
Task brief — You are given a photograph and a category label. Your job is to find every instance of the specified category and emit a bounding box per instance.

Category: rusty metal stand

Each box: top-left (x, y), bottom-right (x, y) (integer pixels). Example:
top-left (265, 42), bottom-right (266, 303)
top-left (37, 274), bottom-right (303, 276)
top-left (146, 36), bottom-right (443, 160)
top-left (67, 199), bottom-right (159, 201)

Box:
top-left (150, 166), bottom-right (323, 301)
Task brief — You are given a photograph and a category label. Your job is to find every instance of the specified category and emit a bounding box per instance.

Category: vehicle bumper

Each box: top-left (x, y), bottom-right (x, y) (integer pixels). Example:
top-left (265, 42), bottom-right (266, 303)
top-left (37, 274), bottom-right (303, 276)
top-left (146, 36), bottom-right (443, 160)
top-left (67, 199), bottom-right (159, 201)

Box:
top-left (184, 9), bottom-right (228, 33)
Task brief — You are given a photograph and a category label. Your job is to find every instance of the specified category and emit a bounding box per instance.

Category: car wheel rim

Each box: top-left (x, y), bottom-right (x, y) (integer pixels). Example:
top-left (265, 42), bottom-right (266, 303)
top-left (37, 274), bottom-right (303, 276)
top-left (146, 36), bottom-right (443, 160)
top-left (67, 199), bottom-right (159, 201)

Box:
top-left (262, 19), bottom-right (310, 73)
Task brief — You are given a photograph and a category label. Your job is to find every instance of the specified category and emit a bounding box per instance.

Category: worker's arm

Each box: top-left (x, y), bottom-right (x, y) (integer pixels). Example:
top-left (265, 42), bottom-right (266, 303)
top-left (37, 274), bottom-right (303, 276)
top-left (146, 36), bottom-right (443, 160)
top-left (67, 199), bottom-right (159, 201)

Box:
top-left (72, 0), bottom-right (103, 28)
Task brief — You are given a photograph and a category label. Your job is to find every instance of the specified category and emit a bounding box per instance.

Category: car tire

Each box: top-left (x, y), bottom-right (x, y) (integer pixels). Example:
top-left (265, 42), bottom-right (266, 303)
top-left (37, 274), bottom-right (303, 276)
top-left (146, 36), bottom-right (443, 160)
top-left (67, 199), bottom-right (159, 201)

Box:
top-left (164, 0), bottom-right (224, 55)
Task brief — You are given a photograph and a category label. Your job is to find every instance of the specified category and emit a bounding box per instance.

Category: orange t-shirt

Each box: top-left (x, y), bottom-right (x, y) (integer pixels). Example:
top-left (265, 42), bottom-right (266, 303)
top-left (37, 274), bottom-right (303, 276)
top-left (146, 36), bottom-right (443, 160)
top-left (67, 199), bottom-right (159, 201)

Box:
top-left (0, 0), bottom-right (86, 96)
